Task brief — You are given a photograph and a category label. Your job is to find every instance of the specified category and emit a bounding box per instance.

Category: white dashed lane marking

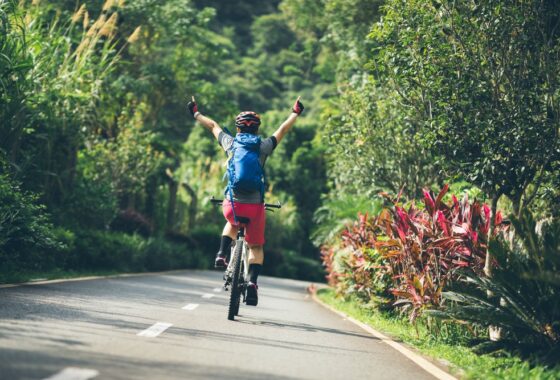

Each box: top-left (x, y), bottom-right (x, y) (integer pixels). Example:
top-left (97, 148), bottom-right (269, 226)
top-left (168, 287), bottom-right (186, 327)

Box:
top-left (182, 303), bottom-right (199, 311)
top-left (43, 367), bottom-right (99, 380)
top-left (213, 287), bottom-right (222, 292)
top-left (137, 322), bottom-right (173, 338)
top-left (201, 293), bottom-right (214, 299)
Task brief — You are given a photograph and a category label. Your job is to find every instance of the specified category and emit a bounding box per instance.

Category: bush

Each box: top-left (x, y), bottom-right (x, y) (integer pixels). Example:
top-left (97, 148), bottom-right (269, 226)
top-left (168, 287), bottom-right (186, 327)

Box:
top-left (57, 175), bottom-right (118, 230)
top-left (274, 250), bottom-right (325, 282)
top-left (71, 230), bottom-right (209, 272)
top-left (0, 169), bottom-right (65, 280)
top-left (321, 185), bottom-right (505, 321)
top-left (376, 185), bottom-right (504, 321)
top-left (432, 211), bottom-right (560, 364)
top-left (189, 224), bottom-right (221, 256)
top-left (111, 209), bottom-right (154, 237)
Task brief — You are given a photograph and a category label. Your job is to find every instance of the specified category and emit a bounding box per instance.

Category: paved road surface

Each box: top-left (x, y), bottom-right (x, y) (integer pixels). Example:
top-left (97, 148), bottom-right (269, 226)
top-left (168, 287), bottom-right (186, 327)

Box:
top-left (0, 270), bottom-right (437, 380)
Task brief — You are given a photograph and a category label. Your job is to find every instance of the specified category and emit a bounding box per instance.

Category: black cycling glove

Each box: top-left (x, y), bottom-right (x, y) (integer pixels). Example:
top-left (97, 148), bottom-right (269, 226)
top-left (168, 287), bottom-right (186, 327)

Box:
top-left (292, 96), bottom-right (304, 115)
top-left (187, 96), bottom-right (199, 118)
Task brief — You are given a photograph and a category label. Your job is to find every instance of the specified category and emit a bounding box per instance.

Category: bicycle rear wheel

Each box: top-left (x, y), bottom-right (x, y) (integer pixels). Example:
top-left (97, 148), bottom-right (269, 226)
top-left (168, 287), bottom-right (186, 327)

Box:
top-left (228, 240), bottom-right (243, 321)
top-left (233, 258), bottom-right (245, 316)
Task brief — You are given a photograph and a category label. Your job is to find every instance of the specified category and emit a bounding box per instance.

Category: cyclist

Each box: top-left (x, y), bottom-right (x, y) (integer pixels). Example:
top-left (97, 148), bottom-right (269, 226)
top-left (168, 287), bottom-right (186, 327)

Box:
top-left (187, 96), bottom-right (304, 306)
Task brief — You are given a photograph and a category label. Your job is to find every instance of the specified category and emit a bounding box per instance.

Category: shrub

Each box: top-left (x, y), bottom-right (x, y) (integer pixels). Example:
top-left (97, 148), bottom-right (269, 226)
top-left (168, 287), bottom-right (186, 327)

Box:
top-left (111, 209), bottom-right (154, 237)
top-left (321, 185), bottom-right (505, 321)
top-left (431, 210), bottom-right (560, 363)
top-left (376, 185), bottom-right (504, 321)
top-left (323, 212), bottom-right (393, 302)
top-left (71, 230), bottom-right (208, 273)
top-left (275, 250), bottom-right (325, 282)
top-left (57, 175), bottom-right (118, 229)
top-left (0, 169), bottom-right (65, 279)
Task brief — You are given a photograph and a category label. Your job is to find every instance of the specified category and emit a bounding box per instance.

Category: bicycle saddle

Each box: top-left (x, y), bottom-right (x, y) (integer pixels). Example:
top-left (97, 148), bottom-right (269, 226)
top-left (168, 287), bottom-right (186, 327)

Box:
top-left (236, 216), bottom-right (251, 224)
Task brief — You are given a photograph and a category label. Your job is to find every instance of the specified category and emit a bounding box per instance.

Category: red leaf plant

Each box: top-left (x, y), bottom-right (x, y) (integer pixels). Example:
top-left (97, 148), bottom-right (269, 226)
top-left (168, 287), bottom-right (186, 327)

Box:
top-left (376, 185), bottom-right (504, 321)
top-left (321, 213), bottom-right (392, 301)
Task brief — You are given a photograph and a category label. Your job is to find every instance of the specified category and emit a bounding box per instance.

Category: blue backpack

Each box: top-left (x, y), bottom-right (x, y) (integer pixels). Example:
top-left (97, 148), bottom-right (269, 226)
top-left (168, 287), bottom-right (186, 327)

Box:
top-left (226, 133), bottom-right (265, 201)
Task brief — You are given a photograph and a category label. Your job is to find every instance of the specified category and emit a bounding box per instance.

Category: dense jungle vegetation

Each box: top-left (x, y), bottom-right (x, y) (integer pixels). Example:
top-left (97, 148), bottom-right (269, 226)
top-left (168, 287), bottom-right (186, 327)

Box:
top-left (1, 0), bottom-right (559, 375)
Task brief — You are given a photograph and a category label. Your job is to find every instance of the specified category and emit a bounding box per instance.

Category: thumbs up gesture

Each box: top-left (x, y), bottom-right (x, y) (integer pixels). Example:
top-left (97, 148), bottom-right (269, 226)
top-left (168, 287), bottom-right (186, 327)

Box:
top-left (292, 96), bottom-right (304, 115)
top-left (187, 96), bottom-right (199, 118)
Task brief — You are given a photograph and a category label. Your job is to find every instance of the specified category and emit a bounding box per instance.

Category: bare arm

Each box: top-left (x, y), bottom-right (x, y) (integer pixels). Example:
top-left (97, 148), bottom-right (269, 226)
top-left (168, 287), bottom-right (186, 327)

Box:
top-left (195, 113), bottom-right (222, 140)
top-left (187, 96), bottom-right (222, 140)
top-left (273, 96), bottom-right (304, 144)
top-left (273, 113), bottom-right (299, 144)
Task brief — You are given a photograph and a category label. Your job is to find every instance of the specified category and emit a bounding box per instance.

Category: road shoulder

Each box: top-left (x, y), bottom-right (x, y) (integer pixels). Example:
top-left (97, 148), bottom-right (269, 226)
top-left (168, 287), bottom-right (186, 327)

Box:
top-left (309, 285), bottom-right (458, 380)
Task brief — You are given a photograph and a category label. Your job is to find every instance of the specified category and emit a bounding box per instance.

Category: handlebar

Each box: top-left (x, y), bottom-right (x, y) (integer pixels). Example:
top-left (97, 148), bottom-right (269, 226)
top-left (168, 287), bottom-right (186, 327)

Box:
top-left (210, 197), bottom-right (282, 209)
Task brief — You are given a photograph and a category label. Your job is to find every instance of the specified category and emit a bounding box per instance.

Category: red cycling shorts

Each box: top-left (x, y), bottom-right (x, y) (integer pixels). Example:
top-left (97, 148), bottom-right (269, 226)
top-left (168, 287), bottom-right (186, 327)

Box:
top-left (222, 199), bottom-right (266, 245)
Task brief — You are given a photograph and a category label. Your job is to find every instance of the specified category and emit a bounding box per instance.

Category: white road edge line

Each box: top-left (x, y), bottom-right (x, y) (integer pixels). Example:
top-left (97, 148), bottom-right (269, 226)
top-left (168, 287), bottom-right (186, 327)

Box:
top-left (0, 269), bottom-right (188, 289)
top-left (182, 303), bottom-right (199, 311)
top-left (310, 290), bottom-right (458, 380)
top-left (201, 293), bottom-right (214, 299)
top-left (213, 287), bottom-right (222, 292)
top-left (43, 367), bottom-right (99, 380)
top-left (137, 322), bottom-right (173, 338)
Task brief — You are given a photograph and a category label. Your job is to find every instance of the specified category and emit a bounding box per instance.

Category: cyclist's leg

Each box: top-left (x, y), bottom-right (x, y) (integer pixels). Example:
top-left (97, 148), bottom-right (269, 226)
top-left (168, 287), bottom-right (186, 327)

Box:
top-left (246, 245), bottom-right (262, 306)
top-left (222, 222), bottom-right (238, 239)
top-left (248, 245), bottom-right (263, 283)
top-left (216, 222), bottom-right (238, 267)
top-left (219, 201), bottom-right (241, 268)
top-left (248, 245), bottom-right (264, 264)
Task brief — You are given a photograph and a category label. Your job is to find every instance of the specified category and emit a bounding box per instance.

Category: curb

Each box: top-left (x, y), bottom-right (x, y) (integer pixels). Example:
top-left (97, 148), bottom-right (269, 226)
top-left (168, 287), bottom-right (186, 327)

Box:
top-left (308, 285), bottom-right (458, 380)
top-left (0, 269), bottom-right (192, 289)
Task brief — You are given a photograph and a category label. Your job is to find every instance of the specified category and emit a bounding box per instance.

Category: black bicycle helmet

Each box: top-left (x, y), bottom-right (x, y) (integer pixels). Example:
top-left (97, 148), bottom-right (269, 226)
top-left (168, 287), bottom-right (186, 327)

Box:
top-left (235, 111), bottom-right (261, 133)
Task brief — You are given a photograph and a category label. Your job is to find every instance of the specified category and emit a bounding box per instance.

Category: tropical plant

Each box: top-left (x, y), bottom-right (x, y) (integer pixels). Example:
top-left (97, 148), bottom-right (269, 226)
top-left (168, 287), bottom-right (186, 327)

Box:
top-left (312, 194), bottom-right (382, 246)
top-left (431, 211), bottom-right (560, 363)
top-left (320, 212), bottom-right (393, 303)
top-left (376, 185), bottom-right (504, 321)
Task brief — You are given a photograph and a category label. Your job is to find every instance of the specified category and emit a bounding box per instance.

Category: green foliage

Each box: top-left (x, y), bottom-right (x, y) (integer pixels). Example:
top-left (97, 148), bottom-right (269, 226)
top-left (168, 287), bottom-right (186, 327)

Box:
top-left (431, 211), bottom-right (560, 363)
top-left (322, 186), bottom-right (505, 319)
top-left (71, 230), bottom-right (209, 272)
top-left (80, 102), bottom-right (163, 197)
top-left (370, 0), bottom-right (560, 212)
top-left (0, 162), bottom-right (65, 277)
top-left (312, 194), bottom-right (382, 246)
top-left (275, 251), bottom-right (325, 282)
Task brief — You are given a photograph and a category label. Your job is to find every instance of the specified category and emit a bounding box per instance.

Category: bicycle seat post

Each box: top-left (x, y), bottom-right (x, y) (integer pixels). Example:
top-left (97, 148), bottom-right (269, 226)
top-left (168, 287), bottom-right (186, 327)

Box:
top-left (237, 226), bottom-right (245, 240)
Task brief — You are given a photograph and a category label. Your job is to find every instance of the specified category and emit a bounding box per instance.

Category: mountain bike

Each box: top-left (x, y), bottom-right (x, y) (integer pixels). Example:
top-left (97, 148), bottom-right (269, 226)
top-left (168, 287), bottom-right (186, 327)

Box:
top-left (211, 197), bottom-right (281, 320)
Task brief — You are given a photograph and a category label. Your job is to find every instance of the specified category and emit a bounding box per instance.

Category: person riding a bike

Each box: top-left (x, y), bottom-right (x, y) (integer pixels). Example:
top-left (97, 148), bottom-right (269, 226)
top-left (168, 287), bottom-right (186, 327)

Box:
top-left (187, 96), bottom-right (304, 306)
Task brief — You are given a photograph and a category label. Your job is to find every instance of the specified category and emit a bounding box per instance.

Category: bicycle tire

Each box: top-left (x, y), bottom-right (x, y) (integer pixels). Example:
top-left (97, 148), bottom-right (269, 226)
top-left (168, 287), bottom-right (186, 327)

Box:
top-left (233, 258), bottom-right (244, 316)
top-left (228, 240), bottom-right (243, 321)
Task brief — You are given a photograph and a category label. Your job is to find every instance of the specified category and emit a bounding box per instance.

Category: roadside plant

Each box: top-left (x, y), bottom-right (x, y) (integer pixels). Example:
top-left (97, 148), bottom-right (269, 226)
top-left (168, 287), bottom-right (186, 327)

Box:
top-left (0, 161), bottom-right (64, 275)
top-left (321, 212), bottom-right (392, 303)
top-left (431, 211), bottom-right (560, 363)
top-left (375, 185), bottom-right (504, 321)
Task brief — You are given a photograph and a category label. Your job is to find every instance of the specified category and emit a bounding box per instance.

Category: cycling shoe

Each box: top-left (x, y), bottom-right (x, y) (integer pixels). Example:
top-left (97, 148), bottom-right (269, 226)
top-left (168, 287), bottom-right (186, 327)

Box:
top-left (245, 282), bottom-right (258, 306)
top-left (214, 254), bottom-right (228, 269)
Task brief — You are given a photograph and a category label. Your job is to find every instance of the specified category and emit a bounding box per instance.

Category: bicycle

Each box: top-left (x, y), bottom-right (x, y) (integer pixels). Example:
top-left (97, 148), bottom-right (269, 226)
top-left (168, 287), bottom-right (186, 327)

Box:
top-left (210, 197), bottom-right (281, 320)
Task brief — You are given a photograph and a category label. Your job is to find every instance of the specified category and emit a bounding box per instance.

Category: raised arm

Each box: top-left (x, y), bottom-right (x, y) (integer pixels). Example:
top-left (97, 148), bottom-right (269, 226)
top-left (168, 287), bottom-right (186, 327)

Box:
top-left (273, 97), bottom-right (304, 144)
top-left (187, 96), bottom-right (222, 140)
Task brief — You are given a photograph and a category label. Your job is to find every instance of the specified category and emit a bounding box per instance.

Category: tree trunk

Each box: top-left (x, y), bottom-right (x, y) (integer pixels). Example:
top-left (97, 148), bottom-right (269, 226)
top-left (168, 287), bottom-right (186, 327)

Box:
top-left (145, 175), bottom-right (158, 221)
top-left (127, 193), bottom-right (135, 210)
top-left (485, 193), bottom-right (502, 341)
top-left (512, 195), bottom-right (522, 220)
top-left (484, 194), bottom-right (499, 277)
top-left (181, 182), bottom-right (197, 231)
top-left (166, 179), bottom-right (178, 231)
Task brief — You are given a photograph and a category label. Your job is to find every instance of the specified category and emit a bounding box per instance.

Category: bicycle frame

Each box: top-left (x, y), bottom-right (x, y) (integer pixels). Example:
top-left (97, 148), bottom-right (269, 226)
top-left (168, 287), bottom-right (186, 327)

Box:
top-left (210, 196), bottom-right (281, 320)
top-left (224, 226), bottom-right (249, 293)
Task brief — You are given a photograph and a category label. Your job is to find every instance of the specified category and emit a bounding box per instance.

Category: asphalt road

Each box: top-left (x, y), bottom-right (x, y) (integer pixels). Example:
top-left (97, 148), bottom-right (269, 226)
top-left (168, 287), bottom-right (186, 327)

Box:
top-left (0, 270), bottom-right (438, 380)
